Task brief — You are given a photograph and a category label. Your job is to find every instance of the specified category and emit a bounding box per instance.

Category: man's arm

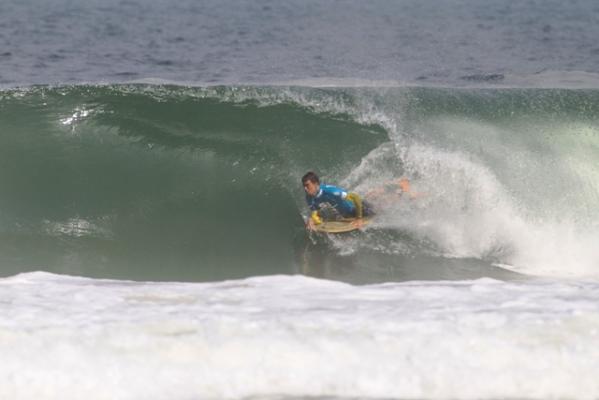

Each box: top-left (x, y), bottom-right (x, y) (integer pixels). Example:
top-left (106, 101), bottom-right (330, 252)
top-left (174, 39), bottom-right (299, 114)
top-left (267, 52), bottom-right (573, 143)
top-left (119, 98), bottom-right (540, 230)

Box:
top-left (305, 196), bottom-right (322, 230)
top-left (310, 210), bottom-right (322, 224)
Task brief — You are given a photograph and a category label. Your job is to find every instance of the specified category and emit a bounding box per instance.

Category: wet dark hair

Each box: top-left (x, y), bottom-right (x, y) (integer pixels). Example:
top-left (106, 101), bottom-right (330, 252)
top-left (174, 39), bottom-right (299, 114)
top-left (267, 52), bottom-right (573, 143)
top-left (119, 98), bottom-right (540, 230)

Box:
top-left (301, 171), bottom-right (320, 185)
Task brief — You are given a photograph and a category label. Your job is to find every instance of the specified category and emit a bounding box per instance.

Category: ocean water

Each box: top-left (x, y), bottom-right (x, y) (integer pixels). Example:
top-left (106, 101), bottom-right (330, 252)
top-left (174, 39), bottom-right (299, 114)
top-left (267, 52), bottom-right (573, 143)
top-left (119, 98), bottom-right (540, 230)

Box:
top-left (2, 1), bottom-right (599, 399)
top-left (3, 0), bottom-right (599, 87)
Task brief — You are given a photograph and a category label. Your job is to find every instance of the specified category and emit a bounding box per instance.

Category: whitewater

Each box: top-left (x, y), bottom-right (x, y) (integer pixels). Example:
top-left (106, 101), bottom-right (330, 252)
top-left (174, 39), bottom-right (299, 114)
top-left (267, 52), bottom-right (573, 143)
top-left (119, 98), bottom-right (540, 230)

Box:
top-left (2, 272), bottom-right (599, 400)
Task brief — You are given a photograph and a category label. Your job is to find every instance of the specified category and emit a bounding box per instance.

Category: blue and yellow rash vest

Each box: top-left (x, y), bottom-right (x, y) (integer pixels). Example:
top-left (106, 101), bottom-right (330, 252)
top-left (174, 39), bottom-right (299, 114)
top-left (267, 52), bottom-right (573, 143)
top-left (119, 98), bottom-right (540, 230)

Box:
top-left (306, 184), bottom-right (358, 220)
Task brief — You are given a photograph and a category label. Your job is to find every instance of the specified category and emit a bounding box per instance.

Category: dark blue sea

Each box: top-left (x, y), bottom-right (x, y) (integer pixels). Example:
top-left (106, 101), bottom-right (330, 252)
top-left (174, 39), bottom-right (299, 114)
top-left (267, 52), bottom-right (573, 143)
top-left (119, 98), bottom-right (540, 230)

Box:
top-left (2, 0), bottom-right (599, 87)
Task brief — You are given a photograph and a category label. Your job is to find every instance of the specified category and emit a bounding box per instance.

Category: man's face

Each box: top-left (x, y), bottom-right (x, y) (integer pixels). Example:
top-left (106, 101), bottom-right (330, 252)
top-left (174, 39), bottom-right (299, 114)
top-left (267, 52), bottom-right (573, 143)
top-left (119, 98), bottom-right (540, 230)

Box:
top-left (303, 180), bottom-right (319, 197)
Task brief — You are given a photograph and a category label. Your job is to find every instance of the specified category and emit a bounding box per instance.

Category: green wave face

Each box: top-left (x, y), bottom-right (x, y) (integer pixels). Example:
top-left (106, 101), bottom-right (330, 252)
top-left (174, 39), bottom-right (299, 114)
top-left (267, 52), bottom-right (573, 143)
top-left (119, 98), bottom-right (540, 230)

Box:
top-left (2, 85), bottom-right (599, 282)
top-left (0, 85), bottom-right (386, 281)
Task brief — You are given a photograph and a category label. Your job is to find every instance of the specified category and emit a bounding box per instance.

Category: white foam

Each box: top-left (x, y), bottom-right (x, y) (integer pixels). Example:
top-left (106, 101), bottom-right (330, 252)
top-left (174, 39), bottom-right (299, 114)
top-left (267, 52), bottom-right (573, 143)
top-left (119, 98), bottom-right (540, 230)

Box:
top-left (341, 108), bottom-right (599, 279)
top-left (1, 272), bottom-right (599, 399)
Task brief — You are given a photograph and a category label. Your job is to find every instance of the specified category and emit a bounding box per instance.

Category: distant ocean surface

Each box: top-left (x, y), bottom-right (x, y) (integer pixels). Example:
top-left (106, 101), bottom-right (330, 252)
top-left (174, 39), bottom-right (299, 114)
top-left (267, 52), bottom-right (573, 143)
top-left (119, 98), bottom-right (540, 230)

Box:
top-left (2, 1), bottom-right (599, 399)
top-left (2, 0), bottom-right (599, 87)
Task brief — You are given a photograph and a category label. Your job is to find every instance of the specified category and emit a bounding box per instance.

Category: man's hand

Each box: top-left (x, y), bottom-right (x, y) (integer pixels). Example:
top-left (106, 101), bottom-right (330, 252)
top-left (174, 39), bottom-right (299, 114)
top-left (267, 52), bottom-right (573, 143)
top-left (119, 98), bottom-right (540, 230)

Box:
top-left (306, 217), bottom-right (317, 231)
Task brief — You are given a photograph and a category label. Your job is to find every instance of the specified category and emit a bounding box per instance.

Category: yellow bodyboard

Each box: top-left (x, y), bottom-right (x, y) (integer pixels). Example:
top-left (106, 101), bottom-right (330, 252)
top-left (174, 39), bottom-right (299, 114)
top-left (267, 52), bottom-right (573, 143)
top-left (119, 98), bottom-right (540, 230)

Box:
top-left (312, 218), bottom-right (371, 233)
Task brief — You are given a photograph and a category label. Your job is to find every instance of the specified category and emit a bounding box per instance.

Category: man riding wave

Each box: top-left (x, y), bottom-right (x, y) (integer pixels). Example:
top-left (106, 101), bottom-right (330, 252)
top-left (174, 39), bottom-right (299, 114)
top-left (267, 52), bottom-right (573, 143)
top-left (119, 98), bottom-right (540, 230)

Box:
top-left (302, 171), bottom-right (373, 231)
top-left (302, 171), bottom-right (419, 231)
